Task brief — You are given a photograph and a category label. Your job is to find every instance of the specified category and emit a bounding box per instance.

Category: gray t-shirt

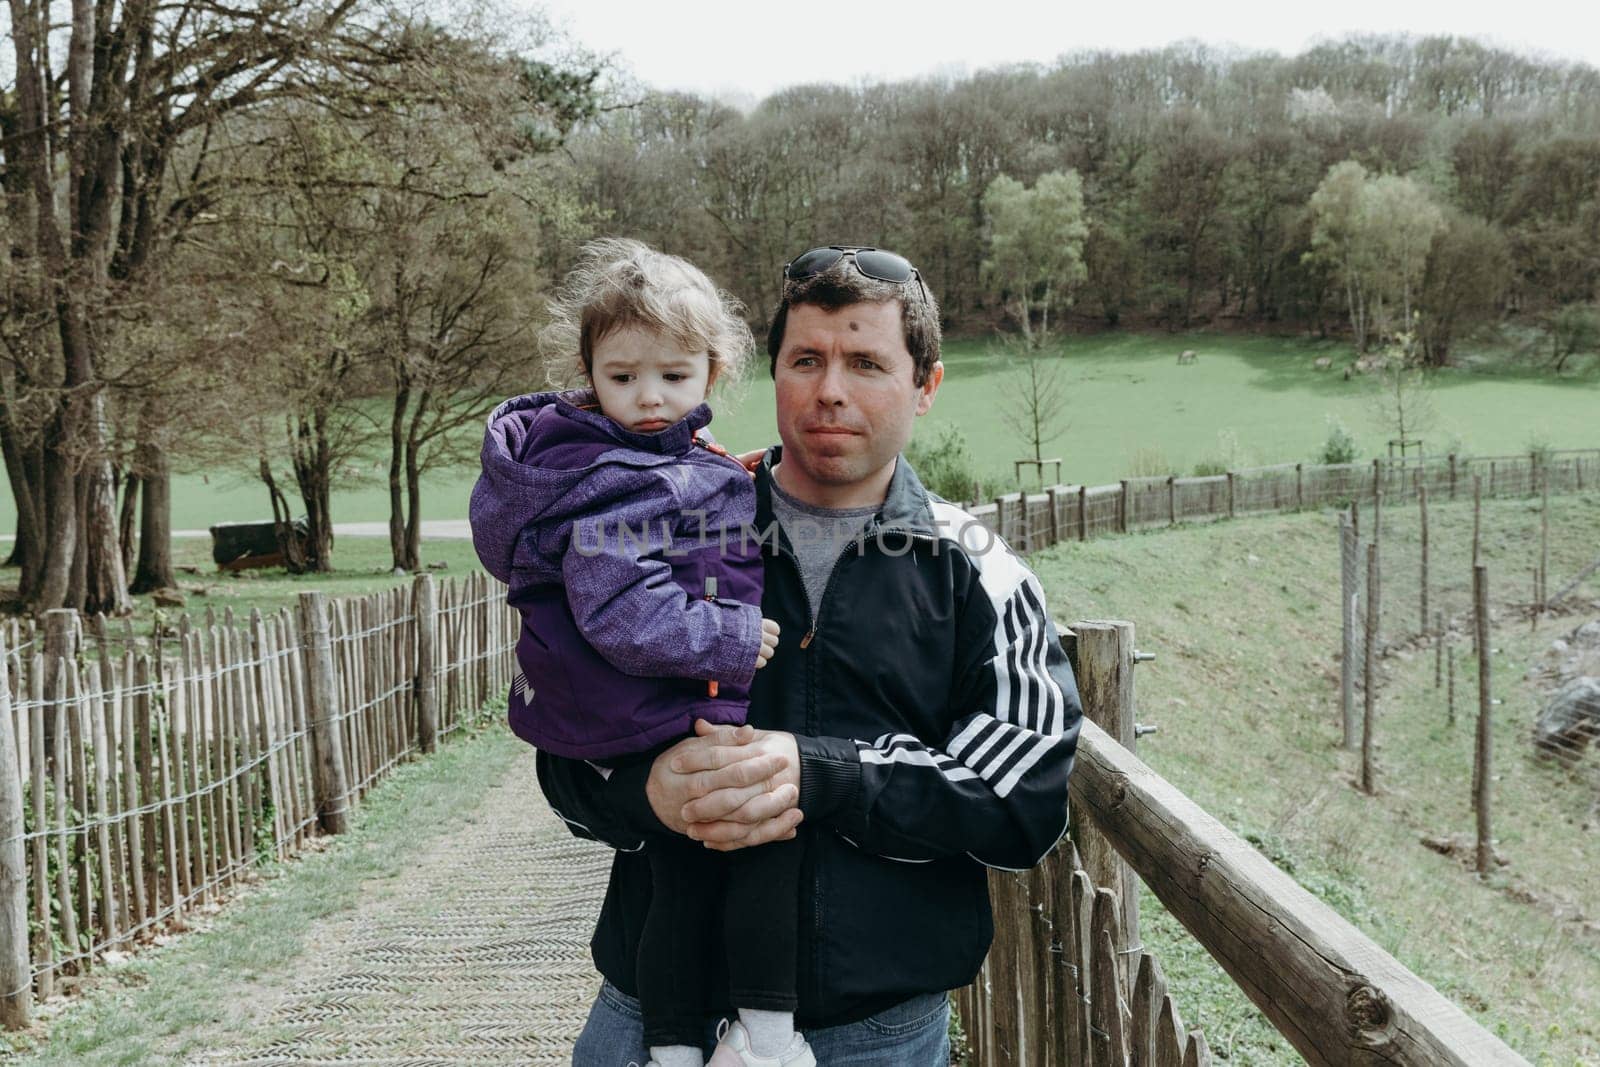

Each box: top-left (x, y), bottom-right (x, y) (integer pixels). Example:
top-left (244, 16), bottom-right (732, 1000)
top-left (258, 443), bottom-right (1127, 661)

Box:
top-left (768, 475), bottom-right (880, 619)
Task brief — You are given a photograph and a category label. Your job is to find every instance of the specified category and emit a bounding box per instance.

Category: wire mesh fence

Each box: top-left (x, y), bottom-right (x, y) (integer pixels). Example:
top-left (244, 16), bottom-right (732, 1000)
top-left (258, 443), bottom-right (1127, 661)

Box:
top-left (1332, 472), bottom-right (1600, 883)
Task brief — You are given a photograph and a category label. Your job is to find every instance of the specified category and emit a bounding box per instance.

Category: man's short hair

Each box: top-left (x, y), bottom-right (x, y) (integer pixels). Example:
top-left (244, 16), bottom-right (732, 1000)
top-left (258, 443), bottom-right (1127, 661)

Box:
top-left (765, 260), bottom-right (942, 387)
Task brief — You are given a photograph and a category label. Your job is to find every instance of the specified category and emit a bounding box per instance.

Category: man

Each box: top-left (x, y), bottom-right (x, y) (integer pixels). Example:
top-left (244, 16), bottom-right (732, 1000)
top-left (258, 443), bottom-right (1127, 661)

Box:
top-left (540, 245), bottom-right (1083, 1066)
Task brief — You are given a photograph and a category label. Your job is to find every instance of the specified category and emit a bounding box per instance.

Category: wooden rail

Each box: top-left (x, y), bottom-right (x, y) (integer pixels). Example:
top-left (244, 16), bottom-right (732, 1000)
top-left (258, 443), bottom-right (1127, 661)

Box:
top-left (1065, 627), bottom-right (1529, 1065)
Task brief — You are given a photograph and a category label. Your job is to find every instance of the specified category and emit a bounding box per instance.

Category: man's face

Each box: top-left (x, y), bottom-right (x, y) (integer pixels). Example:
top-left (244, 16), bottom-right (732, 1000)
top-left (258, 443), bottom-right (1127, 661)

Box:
top-left (772, 300), bottom-right (942, 507)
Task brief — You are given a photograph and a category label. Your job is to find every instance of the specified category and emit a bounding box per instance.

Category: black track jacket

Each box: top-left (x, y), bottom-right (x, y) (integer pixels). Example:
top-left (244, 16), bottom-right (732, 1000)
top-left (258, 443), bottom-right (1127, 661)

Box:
top-left (535, 448), bottom-right (1083, 1028)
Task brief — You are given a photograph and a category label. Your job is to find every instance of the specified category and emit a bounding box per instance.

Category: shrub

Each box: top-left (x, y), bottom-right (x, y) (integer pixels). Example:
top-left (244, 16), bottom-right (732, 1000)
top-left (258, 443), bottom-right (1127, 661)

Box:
top-left (1127, 447), bottom-right (1173, 478)
top-left (1318, 416), bottom-right (1360, 466)
top-left (906, 424), bottom-right (981, 503)
top-left (1191, 459), bottom-right (1229, 477)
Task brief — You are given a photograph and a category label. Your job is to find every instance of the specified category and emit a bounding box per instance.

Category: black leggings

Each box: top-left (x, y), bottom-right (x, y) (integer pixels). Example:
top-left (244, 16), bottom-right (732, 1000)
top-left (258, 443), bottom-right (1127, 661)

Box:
top-left (636, 833), bottom-right (802, 1049)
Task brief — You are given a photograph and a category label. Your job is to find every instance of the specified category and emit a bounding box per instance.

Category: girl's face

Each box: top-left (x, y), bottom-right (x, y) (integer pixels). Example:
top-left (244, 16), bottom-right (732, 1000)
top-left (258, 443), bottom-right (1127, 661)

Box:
top-left (589, 325), bottom-right (713, 434)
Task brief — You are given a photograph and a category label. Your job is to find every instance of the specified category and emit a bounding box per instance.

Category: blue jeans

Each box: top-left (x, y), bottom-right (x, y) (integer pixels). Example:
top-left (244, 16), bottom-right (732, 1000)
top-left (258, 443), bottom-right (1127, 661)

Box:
top-left (572, 979), bottom-right (951, 1065)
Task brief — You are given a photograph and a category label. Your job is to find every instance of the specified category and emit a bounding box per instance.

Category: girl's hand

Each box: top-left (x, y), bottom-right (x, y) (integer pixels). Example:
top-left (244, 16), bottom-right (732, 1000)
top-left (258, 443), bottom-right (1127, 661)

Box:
top-left (754, 618), bottom-right (780, 669)
top-left (734, 448), bottom-right (765, 472)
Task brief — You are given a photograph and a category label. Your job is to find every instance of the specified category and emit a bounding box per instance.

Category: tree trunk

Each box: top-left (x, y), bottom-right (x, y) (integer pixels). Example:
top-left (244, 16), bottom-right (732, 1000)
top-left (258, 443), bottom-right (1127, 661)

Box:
top-left (130, 438), bottom-right (175, 593)
top-left (290, 411), bottom-right (334, 573)
top-left (259, 455), bottom-right (308, 574)
top-left (117, 470), bottom-right (140, 580)
top-left (66, 474), bottom-right (89, 612)
top-left (0, 410), bottom-right (42, 578)
top-left (388, 381), bottom-right (409, 571)
top-left (403, 435), bottom-right (423, 573)
top-left (83, 396), bottom-right (133, 615)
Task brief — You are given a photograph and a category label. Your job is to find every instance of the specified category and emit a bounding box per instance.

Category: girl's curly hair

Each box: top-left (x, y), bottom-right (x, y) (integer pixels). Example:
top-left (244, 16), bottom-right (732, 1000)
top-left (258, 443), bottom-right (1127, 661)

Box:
top-left (541, 237), bottom-right (754, 388)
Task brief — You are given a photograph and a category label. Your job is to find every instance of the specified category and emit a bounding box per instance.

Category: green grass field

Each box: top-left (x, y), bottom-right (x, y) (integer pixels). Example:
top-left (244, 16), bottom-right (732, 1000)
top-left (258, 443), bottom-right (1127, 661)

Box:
top-left (1029, 494), bottom-right (1600, 1063)
top-left (3, 332), bottom-right (1595, 538)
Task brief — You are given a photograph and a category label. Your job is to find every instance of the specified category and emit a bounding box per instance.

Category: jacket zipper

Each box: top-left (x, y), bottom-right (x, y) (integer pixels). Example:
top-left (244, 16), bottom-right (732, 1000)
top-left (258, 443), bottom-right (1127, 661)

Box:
top-left (777, 516), bottom-right (930, 1006)
top-left (794, 520), bottom-right (926, 648)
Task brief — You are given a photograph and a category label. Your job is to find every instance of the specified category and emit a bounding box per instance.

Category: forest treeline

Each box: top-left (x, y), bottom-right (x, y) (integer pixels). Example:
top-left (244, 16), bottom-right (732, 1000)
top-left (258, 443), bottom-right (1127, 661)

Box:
top-left (555, 35), bottom-right (1600, 359)
top-left (3, 2), bottom-right (1597, 615)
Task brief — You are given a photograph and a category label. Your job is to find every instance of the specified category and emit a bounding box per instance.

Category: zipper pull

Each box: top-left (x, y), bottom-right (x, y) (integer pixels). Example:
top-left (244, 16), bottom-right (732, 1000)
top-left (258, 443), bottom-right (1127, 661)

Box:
top-left (705, 577), bottom-right (719, 698)
top-left (800, 626), bottom-right (815, 649)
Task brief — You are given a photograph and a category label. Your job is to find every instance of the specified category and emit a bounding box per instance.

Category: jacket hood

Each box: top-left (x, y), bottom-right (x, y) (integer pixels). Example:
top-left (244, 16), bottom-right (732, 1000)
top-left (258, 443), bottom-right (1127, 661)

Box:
top-left (470, 389), bottom-right (714, 582)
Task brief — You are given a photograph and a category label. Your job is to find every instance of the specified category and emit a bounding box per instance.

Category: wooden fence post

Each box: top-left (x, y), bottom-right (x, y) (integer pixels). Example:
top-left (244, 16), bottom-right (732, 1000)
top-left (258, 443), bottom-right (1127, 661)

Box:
top-left (1419, 485), bottom-right (1429, 635)
top-left (298, 592), bottom-right (351, 835)
top-left (993, 496), bottom-right (1007, 546)
top-left (0, 632), bottom-right (32, 1028)
top-left (1226, 471), bottom-right (1236, 519)
top-left (1296, 463), bottom-right (1304, 510)
top-left (1362, 543), bottom-right (1379, 794)
top-left (1167, 475), bottom-right (1177, 526)
top-left (1119, 480), bottom-right (1130, 534)
top-left (1340, 514), bottom-right (1359, 750)
top-left (1540, 474), bottom-right (1550, 611)
top-left (1448, 453), bottom-right (1458, 500)
top-left (43, 609), bottom-right (77, 758)
top-left (1072, 621), bottom-right (1139, 988)
top-left (1447, 647), bottom-right (1456, 726)
top-left (1045, 486), bottom-right (1060, 547)
top-left (415, 574), bottom-right (440, 754)
top-left (1077, 485), bottom-right (1088, 542)
top-left (1434, 612), bottom-right (1444, 690)
top-left (1473, 565), bottom-right (1493, 877)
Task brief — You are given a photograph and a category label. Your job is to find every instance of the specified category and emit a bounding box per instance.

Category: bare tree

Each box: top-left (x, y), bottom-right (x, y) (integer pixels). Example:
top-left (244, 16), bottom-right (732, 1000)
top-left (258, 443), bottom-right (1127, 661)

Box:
top-left (996, 338), bottom-right (1070, 469)
top-left (1370, 330), bottom-right (1436, 453)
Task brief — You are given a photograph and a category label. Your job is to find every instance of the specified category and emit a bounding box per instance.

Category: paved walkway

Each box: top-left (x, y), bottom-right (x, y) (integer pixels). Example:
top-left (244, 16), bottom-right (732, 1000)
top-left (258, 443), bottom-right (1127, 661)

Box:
top-left (195, 753), bottom-right (611, 1066)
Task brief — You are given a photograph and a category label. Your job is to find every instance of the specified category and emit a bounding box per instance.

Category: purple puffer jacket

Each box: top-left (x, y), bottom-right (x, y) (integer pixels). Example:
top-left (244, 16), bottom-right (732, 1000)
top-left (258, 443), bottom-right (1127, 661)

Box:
top-left (469, 389), bottom-right (764, 760)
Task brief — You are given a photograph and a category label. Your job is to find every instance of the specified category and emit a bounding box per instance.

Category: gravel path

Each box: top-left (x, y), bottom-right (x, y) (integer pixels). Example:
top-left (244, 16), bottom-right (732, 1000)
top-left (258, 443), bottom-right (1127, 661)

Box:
top-left (194, 752), bottom-right (611, 1066)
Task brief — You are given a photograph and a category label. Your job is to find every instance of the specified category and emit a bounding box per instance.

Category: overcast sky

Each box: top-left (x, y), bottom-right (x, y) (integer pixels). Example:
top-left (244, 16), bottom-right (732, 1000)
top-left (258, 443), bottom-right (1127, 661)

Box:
top-left (523, 0), bottom-right (1600, 104)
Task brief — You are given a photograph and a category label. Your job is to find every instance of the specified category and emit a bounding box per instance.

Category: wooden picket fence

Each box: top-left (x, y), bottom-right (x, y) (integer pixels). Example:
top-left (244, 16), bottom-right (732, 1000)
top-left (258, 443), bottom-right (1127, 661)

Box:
top-left (978, 448), bottom-right (1600, 551)
top-left (0, 572), bottom-right (517, 1024)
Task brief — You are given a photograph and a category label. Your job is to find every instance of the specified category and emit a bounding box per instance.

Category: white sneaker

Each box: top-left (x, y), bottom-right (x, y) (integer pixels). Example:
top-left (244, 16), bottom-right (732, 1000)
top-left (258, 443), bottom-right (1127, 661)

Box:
top-left (706, 1019), bottom-right (816, 1067)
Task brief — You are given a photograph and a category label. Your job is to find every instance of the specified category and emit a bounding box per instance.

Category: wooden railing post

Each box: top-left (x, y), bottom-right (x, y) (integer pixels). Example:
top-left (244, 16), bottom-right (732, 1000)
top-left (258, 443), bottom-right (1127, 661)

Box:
top-left (1295, 462), bottom-right (1304, 510)
top-left (1448, 453), bottom-right (1458, 500)
top-left (1072, 620), bottom-right (1139, 987)
top-left (0, 632), bottom-right (32, 1028)
top-left (1226, 471), bottom-right (1236, 518)
top-left (1119, 480), bottom-right (1130, 534)
top-left (414, 574), bottom-right (440, 754)
top-left (1046, 486), bottom-right (1061, 547)
top-left (1167, 475), bottom-right (1177, 525)
top-left (297, 592), bottom-right (350, 835)
top-left (1077, 485), bottom-right (1088, 542)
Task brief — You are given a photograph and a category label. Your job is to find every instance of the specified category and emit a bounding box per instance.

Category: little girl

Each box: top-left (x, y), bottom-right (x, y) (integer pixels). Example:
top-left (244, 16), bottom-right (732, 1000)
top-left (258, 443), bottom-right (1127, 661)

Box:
top-left (470, 238), bottom-right (812, 1067)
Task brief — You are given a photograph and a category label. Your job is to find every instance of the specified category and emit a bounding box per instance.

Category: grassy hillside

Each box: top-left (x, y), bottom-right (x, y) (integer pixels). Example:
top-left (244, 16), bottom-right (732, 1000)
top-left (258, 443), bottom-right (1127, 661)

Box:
top-left (4, 332), bottom-right (1596, 536)
top-left (1029, 493), bottom-right (1600, 1064)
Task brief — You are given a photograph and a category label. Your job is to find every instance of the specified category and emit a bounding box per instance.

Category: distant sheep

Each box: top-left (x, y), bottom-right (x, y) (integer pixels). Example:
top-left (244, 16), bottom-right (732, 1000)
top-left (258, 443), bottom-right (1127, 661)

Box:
top-left (1177, 350), bottom-right (1197, 365)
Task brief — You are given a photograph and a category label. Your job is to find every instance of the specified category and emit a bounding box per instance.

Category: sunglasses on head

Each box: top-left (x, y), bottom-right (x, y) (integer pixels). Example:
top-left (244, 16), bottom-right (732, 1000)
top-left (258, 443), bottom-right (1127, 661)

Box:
top-left (783, 246), bottom-right (929, 304)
